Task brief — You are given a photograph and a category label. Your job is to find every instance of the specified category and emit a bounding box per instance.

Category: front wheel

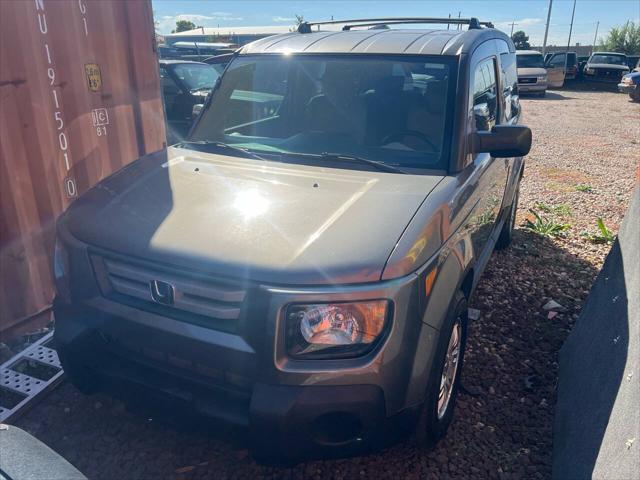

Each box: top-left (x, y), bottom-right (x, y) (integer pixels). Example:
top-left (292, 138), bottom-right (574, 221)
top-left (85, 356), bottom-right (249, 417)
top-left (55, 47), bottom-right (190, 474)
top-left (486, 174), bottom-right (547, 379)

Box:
top-left (415, 291), bottom-right (468, 448)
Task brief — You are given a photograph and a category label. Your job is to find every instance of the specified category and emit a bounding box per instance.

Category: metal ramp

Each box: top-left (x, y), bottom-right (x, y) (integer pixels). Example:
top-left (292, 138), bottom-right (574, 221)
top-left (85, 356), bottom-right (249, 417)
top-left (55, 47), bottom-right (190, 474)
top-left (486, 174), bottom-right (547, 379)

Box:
top-left (0, 332), bottom-right (64, 422)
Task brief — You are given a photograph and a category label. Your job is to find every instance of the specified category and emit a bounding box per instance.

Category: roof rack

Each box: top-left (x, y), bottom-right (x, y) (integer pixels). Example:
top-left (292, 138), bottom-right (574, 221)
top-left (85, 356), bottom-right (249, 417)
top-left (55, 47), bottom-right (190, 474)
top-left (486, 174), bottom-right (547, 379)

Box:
top-left (297, 17), bottom-right (494, 34)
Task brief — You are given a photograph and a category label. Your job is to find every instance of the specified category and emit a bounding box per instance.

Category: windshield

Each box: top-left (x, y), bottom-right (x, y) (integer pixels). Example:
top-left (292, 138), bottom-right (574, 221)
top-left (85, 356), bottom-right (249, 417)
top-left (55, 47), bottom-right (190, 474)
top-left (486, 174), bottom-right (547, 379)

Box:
top-left (190, 55), bottom-right (456, 171)
top-left (172, 63), bottom-right (219, 91)
top-left (590, 54), bottom-right (627, 65)
top-left (517, 54), bottom-right (545, 69)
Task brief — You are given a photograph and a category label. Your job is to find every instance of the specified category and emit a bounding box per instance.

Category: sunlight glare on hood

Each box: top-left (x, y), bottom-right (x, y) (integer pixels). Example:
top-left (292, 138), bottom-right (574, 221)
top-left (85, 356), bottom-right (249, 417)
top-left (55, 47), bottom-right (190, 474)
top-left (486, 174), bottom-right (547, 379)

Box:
top-left (233, 189), bottom-right (270, 219)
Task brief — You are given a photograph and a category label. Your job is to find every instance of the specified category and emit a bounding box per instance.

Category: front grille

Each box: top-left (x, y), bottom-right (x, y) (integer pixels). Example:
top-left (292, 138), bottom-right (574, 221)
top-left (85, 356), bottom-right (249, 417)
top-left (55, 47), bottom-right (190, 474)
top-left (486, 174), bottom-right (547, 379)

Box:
top-left (91, 254), bottom-right (246, 330)
top-left (518, 77), bottom-right (537, 84)
top-left (595, 69), bottom-right (623, 79)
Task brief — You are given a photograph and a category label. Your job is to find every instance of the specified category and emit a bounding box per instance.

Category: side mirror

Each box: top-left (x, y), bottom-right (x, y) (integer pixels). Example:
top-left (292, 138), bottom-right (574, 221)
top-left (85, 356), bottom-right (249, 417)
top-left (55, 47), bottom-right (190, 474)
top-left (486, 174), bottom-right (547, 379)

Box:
top-left (192, 103), bottom-right (203, 119)
top-left (474, 125), bottom-right (532, 158)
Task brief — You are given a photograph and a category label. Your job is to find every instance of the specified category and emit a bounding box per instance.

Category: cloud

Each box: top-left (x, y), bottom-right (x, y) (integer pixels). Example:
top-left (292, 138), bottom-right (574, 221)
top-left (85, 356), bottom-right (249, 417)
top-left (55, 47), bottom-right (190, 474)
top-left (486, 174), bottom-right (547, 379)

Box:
top-left (272, 16), bottom-right (296, 23)
top-left (156, 12), bottom-right (243, 33)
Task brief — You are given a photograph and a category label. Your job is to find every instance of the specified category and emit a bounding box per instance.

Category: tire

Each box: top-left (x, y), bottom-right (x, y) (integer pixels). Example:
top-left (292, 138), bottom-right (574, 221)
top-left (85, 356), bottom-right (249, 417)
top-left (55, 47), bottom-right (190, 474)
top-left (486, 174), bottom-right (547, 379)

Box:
top-left (631, 90), bottom-right (640, 102)
top-left (415, 291), bottom-right (468, 449)
top-left (496, 181), bottom-right (520, 250)
top-left (57, 347), bottom-right (100, 394)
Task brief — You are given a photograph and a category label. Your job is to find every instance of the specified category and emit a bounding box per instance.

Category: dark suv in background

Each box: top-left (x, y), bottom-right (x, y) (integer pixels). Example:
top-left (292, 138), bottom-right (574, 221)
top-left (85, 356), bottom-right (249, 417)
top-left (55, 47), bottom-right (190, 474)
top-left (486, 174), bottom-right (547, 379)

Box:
top-left (159, 60), bottom-right (219, 143)
top-left (583, 52), bottom-right (630, 82)
top-left (54, 17), bottom-right (531, 462)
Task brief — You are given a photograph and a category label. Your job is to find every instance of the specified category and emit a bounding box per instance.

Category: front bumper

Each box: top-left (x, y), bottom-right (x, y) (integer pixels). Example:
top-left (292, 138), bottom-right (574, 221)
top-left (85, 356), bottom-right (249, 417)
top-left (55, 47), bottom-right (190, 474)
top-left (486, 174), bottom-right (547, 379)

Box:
top-left (518, 82), bottom-right (547, 93)
top-left (54, 296), bottom-right (421, 460)
top-left (584, 71), bottom-right (627, 83)
top-left (618, 82), bottom-right (637, 94)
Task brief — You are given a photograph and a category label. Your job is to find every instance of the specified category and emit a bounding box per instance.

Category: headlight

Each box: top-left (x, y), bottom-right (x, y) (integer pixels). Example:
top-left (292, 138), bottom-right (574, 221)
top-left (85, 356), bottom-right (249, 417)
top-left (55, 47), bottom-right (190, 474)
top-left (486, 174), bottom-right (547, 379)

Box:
top-left (537, 75), bottom-right (547, 81)
top-left (286, 300), bottom-right (389, 359)
top-left (586, 68), bottom-right (595, 74)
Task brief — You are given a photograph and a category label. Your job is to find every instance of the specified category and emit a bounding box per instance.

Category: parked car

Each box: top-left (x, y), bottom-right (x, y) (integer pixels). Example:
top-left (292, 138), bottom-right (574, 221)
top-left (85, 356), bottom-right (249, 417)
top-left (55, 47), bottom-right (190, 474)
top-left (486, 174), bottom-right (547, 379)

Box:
top-left (54, 17), bottom-right (531, 462)
top-left (516, 50), bottom-right (548, 96)
top-left (626, 55), bottom-right (640, 71)
top-left (633, 58), bottom-right (640, 73)
top-left (170, 41), bottom-right (237, 62)
top-left (583, 52), bottom-right (630, 82)
top-left (618, 71), bottom-right (640, 101)
top-left (203, 52), bottom-right (235, 75)
top-left (159, 59), bottom-right (219, 142)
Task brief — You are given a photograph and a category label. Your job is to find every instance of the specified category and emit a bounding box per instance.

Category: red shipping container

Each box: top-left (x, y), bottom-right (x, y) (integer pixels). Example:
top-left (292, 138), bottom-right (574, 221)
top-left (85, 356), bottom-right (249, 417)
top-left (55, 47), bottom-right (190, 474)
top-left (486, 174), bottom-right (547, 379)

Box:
top-left (0, 0), bottom-right (166, 337)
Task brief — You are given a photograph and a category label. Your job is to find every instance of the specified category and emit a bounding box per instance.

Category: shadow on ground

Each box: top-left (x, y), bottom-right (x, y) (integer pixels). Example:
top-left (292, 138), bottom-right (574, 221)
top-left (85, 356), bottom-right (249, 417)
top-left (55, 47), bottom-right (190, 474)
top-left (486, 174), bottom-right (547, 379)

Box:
top-left (524, 91), bottom-right (576, 101)
top-left (16, 229), bottom-right (599, 480)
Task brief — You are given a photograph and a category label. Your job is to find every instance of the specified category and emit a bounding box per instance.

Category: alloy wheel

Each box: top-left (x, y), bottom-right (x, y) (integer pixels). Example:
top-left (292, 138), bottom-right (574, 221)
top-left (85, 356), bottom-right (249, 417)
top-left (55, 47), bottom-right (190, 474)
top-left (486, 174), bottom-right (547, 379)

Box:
top-left (437, 320), bottom-right (462, 419)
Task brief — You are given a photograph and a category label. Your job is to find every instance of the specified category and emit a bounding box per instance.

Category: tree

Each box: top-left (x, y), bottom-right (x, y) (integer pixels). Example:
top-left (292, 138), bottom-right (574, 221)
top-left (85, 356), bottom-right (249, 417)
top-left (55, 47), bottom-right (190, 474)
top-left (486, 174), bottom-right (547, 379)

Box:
top-left (599, 22), bottom-right (640, 55)
top-left (511, 30), bottom-right (530, 50)
top-left (295, 14), bottom-right (304, 27)
top-left (171, 20), bottom-right (196, 34)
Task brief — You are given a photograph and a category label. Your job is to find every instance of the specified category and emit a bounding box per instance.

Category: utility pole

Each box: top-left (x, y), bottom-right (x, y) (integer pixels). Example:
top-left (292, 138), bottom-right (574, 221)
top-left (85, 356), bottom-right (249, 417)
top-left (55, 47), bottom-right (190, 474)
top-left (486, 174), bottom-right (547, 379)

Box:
top-left (592, 21), bottom-right (599, 54)
top-left (447, 13), bottom-right (451, 30)
top-left (457, 11), bottom-right (461, 31)
top-left (566, 0), bottom-right (577, 52)
top-left (542, 0), bottom-right (553, 56)
top-left (510, 21), bottom-right (517, 37)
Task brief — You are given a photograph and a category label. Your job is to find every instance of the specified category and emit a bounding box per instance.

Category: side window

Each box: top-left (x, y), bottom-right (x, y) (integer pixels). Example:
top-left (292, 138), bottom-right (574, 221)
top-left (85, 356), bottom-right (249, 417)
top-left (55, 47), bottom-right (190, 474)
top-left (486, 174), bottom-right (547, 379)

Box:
top-left (160, 68), bottom-right (180, 95)
top-left (472, 58), bottom-right (498, 131)
top-left (548, 54), bottom-right (565, 68)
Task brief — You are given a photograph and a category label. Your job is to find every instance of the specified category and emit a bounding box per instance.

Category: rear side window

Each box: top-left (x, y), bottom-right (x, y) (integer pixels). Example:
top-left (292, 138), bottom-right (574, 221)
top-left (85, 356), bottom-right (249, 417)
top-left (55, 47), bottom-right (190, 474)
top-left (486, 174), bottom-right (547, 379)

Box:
top-left (500, 53), bottom-right (519, 122)
top-left (472, 58), bottom-right (498, 131)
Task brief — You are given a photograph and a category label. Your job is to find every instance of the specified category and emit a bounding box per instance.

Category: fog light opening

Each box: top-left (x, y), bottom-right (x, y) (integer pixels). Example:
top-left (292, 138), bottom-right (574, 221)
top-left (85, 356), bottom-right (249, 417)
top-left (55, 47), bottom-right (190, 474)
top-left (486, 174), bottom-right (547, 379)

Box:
top-left (311, 412), bottom-right (363, 446)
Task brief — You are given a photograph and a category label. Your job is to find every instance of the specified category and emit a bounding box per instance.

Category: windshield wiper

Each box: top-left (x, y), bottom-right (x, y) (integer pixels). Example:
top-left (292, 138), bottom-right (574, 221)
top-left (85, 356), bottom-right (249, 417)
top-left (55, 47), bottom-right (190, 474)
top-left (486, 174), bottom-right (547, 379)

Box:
top-left (274, 151), bottom-right (405, 174)
top-left (175, 140), bottom-right (265, 161)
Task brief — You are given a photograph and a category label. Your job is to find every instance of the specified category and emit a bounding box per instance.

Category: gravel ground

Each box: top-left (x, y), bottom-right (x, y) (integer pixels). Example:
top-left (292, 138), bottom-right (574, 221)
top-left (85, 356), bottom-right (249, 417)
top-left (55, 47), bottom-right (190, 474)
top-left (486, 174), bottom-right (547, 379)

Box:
top-left (15, 88), bottom-right (640, 480)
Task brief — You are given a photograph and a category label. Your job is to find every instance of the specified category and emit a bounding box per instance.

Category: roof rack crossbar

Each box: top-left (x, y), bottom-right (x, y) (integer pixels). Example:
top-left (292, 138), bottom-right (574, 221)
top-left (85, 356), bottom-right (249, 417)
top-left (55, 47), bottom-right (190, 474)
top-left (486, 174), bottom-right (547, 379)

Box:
top-left (297, 17), bottom-right (493, 33)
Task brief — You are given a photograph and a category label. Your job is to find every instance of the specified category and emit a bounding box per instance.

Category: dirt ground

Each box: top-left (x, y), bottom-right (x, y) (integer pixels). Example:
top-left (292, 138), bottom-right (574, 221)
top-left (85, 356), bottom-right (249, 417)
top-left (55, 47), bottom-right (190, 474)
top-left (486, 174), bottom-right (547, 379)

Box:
top-left (15, 88), bottom-right (640, 480)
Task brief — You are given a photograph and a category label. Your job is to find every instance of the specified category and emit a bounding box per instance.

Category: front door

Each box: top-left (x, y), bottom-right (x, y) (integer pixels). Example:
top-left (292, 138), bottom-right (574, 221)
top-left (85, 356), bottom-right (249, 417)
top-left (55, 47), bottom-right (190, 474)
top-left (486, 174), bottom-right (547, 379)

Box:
top-left (467, 57), bottom-right (509, 260)
top-left (545, 53), bottom-right (566, 87)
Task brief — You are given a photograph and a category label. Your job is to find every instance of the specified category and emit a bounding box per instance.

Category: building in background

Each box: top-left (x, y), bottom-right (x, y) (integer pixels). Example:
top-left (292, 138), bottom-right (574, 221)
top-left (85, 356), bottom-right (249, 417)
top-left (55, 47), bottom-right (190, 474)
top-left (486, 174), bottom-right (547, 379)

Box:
top-left (164, 25), bottom-right (294, 47)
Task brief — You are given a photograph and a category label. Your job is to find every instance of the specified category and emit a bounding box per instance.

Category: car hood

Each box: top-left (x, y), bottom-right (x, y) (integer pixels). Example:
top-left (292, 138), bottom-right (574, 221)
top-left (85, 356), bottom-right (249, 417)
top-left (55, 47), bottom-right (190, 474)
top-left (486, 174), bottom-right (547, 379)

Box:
top-left (587, 63), bottom-right (629, 70)
top-left (64, 148), bottom-right (443, 285)
top-left (517, 67), bottom-right (546, 76)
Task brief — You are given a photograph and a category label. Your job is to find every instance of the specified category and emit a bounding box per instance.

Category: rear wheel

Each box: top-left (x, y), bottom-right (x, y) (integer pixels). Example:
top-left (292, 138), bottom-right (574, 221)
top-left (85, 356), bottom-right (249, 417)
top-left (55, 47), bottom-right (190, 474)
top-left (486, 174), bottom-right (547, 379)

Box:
top-left (496, 181), bottom-right (520, 250)
top-left (415, 292), bottom-right (468, 448)
top-left (631, 89), bottom-right (640, 102)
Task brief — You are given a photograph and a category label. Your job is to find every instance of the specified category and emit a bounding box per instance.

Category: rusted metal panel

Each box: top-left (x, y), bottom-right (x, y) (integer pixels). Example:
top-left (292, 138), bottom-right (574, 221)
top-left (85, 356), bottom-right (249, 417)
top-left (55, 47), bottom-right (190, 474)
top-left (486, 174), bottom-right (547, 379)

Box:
top-left (0, 0), bottom-right (165, 336)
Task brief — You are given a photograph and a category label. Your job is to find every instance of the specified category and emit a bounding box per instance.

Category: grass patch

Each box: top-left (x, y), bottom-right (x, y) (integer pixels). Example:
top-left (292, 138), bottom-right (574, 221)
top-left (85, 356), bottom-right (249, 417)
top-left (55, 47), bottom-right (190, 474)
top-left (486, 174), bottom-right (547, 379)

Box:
top-left (523, 209), bottom-right (571, 238)
top-left (581, 218), bottom-right (616, 244)
top-left (534, 202), bottom-right (572, 216)
top-left (575, 184), bottom-right (595, 193)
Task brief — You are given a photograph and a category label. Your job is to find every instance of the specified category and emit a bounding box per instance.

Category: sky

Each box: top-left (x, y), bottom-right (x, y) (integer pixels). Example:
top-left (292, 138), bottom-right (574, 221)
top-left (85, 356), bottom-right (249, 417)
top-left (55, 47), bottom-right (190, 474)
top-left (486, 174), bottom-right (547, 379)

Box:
top-left (152, 0), bottom-right (640, 46)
